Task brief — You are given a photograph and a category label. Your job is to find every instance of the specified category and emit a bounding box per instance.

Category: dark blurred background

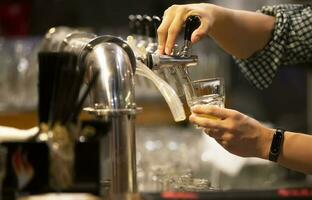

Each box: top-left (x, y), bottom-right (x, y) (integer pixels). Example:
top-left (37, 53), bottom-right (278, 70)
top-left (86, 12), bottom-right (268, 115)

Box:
top-left (0, 0), bottom-right (202, 36)
top-left (0, 0), bottom-right (309, 36)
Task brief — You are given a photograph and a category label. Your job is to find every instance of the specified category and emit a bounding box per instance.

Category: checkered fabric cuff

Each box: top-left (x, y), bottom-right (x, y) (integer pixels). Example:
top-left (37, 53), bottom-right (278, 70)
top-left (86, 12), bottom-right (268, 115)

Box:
top-left (235, 4), bottom-right (312, 90)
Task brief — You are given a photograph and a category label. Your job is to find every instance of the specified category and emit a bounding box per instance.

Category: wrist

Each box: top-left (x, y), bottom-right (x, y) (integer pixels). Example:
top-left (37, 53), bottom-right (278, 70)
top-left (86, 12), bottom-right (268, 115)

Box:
top-left (268, 129), bottom-right (285, 162)
top-left (259, 128), bottom-right (274, 160)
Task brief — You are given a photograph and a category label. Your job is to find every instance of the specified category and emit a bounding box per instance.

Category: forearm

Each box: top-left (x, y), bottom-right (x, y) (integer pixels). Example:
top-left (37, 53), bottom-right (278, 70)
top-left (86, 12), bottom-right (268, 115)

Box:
top-left (234, 4), bottom-right (312, 90)
top-left (261, 129), bottom-right (312, 174)
top-left (277, 131), bottom-right (312, 174)
top-left (209, 5), bottom-right (275, 59)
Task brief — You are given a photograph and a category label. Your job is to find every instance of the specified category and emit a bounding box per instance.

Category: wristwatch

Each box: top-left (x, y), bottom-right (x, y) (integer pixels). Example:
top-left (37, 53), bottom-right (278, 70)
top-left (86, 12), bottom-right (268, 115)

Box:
top-left (269, 129), bottom-right (285, 162)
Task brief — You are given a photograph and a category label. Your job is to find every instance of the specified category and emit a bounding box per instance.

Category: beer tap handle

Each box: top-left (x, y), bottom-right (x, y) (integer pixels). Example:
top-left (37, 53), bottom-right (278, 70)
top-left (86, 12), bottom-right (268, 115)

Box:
top-left (184, 15), bottom-right (201, 42)
top-left (135, 15), bottom-right (145, 36)
top-left (143, 15), bottom-right (154, 38)
top-left (181, 15), bottom-right (201, 56)
top-left (128, 15), bottom-right (137, 35)
top-left (152, 16), bottom-right (161, 38)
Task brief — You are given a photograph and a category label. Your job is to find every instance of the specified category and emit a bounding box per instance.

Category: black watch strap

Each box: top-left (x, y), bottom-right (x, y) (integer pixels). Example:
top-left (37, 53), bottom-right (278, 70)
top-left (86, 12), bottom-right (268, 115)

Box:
top-left (269, 128), bottom-right (285, 162)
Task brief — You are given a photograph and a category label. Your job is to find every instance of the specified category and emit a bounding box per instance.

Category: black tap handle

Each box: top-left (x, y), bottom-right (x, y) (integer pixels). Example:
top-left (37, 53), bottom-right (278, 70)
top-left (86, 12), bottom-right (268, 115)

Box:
top-left (128, 14), bottom-right (137, 35)
top-left (152, 16), bottom-right (161, 38)
top-left (152, 16), bottom-right (161, 29)
top-left (184, 15), bottom-right (201, 41)
top-left (135, 14), bottom-right (145, 36)
top-left (143, 15), bottom-right (154, 38)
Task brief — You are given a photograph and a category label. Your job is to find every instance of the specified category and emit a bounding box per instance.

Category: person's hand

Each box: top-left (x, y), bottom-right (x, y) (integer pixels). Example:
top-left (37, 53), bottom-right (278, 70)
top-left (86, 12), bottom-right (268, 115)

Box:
top-left (189, 105), bottom-right (274, 159)
top-left (157, 3), bottom-right (218, 55)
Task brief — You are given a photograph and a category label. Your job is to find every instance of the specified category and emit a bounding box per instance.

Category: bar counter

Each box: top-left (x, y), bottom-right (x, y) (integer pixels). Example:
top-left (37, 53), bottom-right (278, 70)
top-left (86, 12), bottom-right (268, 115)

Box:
top-left (16, 189), bottom-right (312, 200)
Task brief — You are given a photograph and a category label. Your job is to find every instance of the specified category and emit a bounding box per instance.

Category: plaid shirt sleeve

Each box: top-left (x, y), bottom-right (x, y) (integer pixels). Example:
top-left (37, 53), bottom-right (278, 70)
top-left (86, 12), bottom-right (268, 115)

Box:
top-left (235, 4), bottom-right (312, 90)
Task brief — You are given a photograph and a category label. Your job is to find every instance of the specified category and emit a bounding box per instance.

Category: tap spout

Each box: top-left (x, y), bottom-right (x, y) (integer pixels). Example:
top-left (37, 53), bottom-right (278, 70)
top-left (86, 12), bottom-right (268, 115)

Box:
top-left (145, 53), bottom-right (198, 70)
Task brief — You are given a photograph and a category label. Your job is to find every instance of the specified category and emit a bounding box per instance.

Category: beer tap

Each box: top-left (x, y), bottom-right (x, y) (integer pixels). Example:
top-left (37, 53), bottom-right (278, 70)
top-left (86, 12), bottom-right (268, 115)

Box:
top-left (128, 14), bottom-right (137, 38)
top-left (152, 15), bottom-right (161, 36)
top-left (143, 16), bottom-right (200, 96)
top-left (144, 16), bottom-right (200, 70)
top-left (176, 15), bottom-right (201, 85)
top-left (135, 15), bottom-right (147, 48)
top-left (144, 15), bottom-right (158, 53)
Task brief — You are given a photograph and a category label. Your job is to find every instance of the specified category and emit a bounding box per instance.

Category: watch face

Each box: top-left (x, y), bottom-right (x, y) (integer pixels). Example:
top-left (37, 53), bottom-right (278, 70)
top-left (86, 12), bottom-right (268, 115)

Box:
top-left (271, 145), bottom-right (279, 154)
top-left (270, 130), bottom-right (284, 154)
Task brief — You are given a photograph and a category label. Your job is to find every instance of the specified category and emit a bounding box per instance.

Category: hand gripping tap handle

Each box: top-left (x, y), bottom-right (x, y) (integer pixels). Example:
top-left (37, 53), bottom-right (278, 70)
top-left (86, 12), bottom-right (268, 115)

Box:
top-left (184, 15), bottom-right (201, 42)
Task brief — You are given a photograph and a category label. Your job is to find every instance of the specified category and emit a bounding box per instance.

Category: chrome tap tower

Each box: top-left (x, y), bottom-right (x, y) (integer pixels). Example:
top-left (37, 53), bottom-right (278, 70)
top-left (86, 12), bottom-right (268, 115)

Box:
top-left (41, 28), bottom-right (138, 194)
top-left (81, 36), bottom-right (138, 193)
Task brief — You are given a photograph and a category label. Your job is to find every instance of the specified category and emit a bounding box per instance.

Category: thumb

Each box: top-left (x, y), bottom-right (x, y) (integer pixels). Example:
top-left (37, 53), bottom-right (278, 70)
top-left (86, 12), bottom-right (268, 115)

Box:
top-left (191, 21), bottom-right (209, 44)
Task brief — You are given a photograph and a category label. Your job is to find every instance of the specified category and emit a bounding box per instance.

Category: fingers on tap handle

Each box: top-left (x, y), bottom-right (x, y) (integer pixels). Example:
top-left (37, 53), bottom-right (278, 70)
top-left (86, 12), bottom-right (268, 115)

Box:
top-left (184, 16), bottom-right (201, 42)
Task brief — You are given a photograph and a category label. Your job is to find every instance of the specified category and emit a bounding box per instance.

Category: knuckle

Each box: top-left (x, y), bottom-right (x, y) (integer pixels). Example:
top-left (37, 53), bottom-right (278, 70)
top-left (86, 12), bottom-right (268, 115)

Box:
top-left (167, 4), bottom-right (178, 12)
top-left (171, 4), bottom-right (178, 9)
top-left (157, 27), bottom-right (166, 35)
top-left (203, 120), bottom-right (213, 128)
top-left (163, 10), bottom-right (169, 17)
top-left (201, 121), bottom-right (209, 127)
top-left (226, 122), bottom-right (237, 132)
top-left (164, 5), bottom-right (175, 16)
top-left (230, 109), bottom-right (241, 119)
top-left (168, 27), bottom-right (179, 35)
top-left (177, 5), bottom-right (187, 13)
top-left (209, 106), bottom-right (219, 114)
